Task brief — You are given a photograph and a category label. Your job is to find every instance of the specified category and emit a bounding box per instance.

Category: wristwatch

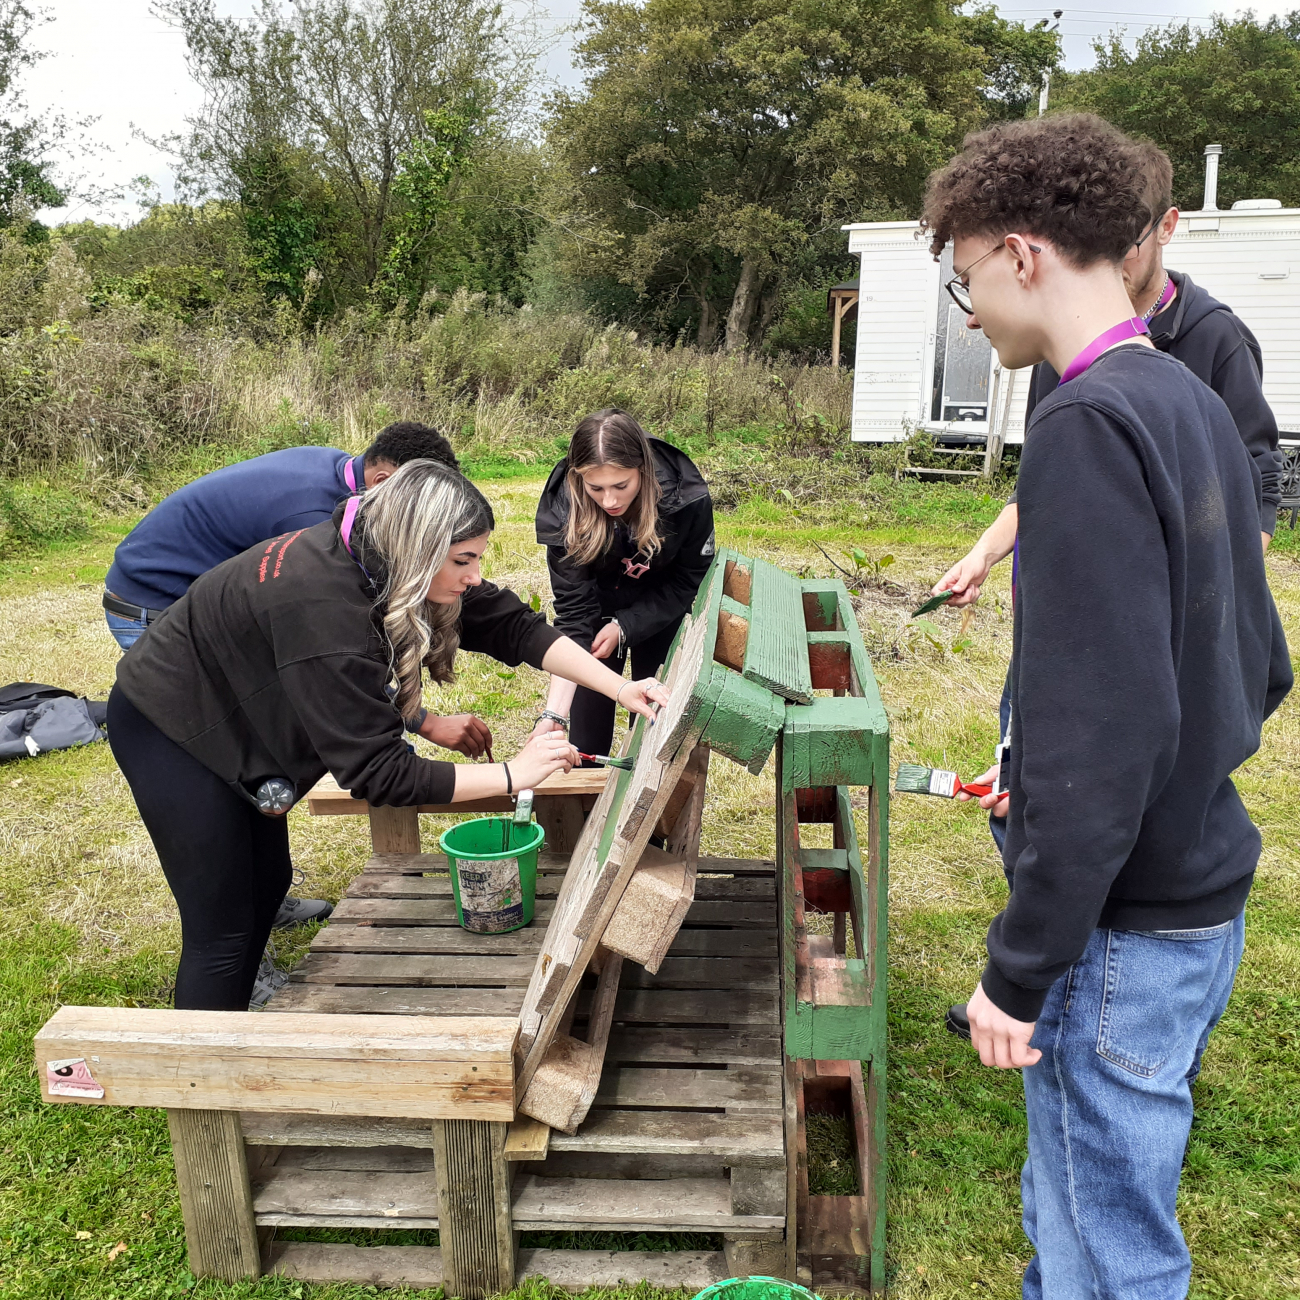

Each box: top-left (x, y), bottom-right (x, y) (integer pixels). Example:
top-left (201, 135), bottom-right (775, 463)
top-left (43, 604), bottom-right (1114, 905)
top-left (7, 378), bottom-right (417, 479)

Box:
top-left (536, 710), bottom-right (569, 731)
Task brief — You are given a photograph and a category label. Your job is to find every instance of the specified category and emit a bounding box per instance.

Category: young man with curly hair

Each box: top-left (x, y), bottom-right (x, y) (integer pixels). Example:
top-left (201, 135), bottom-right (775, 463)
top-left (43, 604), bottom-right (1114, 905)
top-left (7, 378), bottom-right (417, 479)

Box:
top-left (921, 113), bottom-right (1291, 1298)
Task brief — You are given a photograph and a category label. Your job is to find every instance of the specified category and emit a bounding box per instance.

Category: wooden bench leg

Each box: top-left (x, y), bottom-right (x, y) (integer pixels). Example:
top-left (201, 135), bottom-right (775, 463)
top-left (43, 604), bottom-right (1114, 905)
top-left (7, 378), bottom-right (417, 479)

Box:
top-left (432, 1119), bottom-right (514, 1299)
top-left (369, 804), bottom-right (421, 854)
top-left (167, 1109), bottom-right (260, 1281)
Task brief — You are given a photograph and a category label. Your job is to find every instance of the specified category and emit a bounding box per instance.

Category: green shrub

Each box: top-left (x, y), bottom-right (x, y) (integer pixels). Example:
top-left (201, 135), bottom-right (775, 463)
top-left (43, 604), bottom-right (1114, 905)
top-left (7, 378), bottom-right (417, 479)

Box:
top-left (0, 483), bottom-right (89, 555)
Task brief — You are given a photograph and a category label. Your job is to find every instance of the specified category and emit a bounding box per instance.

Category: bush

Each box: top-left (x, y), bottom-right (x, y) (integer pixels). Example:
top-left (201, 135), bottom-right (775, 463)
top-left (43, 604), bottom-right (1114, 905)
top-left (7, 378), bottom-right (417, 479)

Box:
top-left (0, 482), bottom-right (89, 555)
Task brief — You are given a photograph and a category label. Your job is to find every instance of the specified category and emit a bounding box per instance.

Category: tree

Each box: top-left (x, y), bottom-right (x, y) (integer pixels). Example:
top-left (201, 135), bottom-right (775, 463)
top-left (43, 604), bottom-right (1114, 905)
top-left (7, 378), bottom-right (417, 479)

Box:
top-left (1055, 14), bottom-right (1300, 210)
top-left (159, 0), bottom-right (541, 308)
top-left (0, 1), bottom-right (65, 221)
top-left (546, 0), bottom-right (1057, 351)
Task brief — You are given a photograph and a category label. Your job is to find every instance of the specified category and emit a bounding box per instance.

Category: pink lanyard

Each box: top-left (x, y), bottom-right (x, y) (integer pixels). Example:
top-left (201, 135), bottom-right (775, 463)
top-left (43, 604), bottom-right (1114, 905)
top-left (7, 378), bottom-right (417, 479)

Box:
top-left (343, 457), bottom-right (358, 493)
top-left (1058, 315), bottom-right (1150, 386)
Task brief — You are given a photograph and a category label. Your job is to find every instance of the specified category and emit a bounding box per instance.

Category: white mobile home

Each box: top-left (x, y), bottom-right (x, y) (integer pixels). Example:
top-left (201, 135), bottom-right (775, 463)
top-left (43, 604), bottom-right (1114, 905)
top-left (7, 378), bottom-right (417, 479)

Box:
top-left (842, 160), bottom-right (1300, 492)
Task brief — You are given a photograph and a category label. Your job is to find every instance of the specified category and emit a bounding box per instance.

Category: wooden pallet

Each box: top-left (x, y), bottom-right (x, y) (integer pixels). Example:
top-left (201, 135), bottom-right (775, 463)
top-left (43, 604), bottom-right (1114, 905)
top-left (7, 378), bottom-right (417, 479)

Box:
top-left (249, 847), bottom-right (789, 1288)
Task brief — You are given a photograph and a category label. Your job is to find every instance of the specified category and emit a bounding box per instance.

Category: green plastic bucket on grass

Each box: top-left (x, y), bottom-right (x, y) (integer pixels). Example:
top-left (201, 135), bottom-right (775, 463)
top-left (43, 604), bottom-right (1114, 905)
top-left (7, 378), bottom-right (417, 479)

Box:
top-left (439, 816), bottom-right (544, 933)
top-left (692, 1279), bottom-right (820, 1300)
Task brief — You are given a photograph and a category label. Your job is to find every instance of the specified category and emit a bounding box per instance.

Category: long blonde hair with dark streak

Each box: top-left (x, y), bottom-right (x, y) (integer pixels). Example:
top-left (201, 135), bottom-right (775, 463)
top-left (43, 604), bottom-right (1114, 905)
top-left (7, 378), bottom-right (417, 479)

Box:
top-left (564, 409), bottom-right (662, 567)
top-left (355, 460), bottom-right (495, 719)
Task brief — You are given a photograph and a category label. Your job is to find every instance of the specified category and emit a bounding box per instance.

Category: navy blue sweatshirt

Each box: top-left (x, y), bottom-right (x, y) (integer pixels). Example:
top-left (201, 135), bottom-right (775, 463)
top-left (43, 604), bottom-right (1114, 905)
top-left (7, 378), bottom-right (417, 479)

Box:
top-left (106, 447), bottom-right (367, 610)
top-left (984, 343), bottom-right (1292, 1023)
top-left (1024, 271), bottom-right (1283, 533)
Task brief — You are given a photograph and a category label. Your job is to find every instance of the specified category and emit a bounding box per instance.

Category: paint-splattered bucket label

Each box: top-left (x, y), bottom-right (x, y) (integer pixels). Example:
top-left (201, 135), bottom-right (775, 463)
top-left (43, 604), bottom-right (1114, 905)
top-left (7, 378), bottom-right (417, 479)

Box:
top-left (456, 858), bottom-right (524, 933)
top-left (46, 1057), bottom-right (105, 1099)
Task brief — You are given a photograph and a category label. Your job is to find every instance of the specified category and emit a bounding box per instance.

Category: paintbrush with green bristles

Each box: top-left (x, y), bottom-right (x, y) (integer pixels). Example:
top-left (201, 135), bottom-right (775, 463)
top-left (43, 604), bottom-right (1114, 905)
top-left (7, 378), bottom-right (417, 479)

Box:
top-left (895, 763), bottom-right (995, 800)
top-left (579, 751), bottom-right (636, 771)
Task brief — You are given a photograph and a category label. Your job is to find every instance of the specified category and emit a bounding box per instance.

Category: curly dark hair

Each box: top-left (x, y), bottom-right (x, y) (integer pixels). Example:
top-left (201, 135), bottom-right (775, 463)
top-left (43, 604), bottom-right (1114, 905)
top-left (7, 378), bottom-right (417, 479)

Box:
top-left (921, 114), bottom-right (1156, 267)
top-left (364, 421), bottom-right (460, 472)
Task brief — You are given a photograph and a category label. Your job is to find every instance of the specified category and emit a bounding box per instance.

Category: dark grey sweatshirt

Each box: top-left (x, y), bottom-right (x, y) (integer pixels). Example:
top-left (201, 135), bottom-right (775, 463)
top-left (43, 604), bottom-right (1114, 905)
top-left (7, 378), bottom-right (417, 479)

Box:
top-left (985, 343), bottom-right (1292, 1022)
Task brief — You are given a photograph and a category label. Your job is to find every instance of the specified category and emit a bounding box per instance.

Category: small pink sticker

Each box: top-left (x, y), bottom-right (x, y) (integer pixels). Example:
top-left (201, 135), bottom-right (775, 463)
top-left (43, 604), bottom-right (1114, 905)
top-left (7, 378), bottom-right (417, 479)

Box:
top-left (46, 1057), bottom-right (105, 1099)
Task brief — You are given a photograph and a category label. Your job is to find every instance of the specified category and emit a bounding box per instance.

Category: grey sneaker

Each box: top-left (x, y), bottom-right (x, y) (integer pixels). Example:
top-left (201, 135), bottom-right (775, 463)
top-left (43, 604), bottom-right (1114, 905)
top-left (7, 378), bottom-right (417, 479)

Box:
top-left (249, 957), bottom-right (289, 1010)
top-left (272, 895), bottom-right (334, 929)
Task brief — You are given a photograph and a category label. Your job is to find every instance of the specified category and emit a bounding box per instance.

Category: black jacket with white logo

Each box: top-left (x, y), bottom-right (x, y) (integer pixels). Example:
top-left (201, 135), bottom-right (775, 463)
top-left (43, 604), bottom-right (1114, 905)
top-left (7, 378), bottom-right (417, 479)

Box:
top-left (535, 439), bottom-right (714, 649)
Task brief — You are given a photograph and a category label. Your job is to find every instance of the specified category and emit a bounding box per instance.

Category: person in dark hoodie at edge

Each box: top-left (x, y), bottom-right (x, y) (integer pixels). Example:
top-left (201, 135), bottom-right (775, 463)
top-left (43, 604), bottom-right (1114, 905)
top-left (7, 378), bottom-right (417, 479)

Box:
top-left (934, 139), bottom-right (1285, 1038)
top-left (532, 409), bottom-right (714, 761)
top-left (108, 461), bottom-right (670, 1013)
top-left (920, 113), bottom-right (1290, 1298)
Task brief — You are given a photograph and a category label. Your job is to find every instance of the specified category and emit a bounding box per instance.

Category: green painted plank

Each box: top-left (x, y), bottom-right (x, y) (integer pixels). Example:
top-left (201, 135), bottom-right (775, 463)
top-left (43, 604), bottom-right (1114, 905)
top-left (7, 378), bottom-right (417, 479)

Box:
top-left (742, 558), bottom-right (814, 704)
top-left (782, 700), bottom-right (880, 788)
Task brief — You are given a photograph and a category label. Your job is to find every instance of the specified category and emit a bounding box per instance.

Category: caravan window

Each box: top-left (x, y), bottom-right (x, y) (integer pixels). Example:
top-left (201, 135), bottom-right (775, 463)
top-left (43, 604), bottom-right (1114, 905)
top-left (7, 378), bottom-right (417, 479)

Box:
top-left (931, 247), bottom-right (994, 425)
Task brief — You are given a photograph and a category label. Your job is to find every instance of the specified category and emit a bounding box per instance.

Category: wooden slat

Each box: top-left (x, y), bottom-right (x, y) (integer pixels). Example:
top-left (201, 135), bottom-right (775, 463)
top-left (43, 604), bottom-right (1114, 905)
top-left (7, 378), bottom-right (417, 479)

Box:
top-left (346, 873), bottom-right (568, 900)
top-left (170, 1109), bottom-right (260, 1281)
top-left (309, 927), bottom-right (544, 956)
top-left (433, 1119), bottom-right (514, 1299)
top-left (598, 987), bottom-right (780, 1025)
top-left (253, 1166), bottom-right (439, 1226)
top-left (605, 1026), bottom-right (782, 1066)
top-left (288, 954), bottom-right (534, 986)
top-left (264, 1242), bottom-right (729, 1292)
top-left (307, 768), bottom-right (607, 816)
top-left (512, 1176), bottom-right (783, 1233)
top-left (36, 1007), bottom-right (515, 1120)
top-left (503, 1117), bottom-right (551, 1162)
top-left (243, 1113), bottom-right (435, 1148)
top-left (549, 1110), bottom-right (785, 1165)
top-left (742, 557), bottom-right (814, 704)
top-left (622, 957), bottom-right (779, 990)
top-left (663, 929), bottom-right (776, 958)
top-left (331, 897), bottom-right (558, 925)
top-left (267, 985), bottom-right (526, 1017)
top-left (594, 1066), bottom-right (782, 1112)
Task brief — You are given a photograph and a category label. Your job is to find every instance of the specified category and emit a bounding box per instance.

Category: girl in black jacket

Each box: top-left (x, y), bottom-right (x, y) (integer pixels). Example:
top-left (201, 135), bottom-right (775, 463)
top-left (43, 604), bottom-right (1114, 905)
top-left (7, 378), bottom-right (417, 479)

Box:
top-left (108, 461), bottom-right (668, 1011)
top-left (533, 409), bottom-right (714, 759)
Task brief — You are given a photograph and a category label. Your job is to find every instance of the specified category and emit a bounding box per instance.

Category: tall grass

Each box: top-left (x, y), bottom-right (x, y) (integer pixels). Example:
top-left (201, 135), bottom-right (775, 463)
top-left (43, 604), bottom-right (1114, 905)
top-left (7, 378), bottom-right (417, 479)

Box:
top-left (0, 274), bottom-right (860, 489)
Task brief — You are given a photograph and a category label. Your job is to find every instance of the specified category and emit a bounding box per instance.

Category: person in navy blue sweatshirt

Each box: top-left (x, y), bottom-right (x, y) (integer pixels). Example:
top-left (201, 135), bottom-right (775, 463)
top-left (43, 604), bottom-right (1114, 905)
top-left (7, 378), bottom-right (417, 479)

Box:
top-left (920, 114), bottom-right (1291, 1299)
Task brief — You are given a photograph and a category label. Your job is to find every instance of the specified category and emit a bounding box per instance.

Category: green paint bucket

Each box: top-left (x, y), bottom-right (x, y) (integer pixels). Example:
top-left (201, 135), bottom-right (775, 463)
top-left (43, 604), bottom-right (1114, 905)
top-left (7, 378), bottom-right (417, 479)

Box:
top-left (692, 1279), bottom-right (820, 1300)
top-left (438, 816), bottom-right (544, 933)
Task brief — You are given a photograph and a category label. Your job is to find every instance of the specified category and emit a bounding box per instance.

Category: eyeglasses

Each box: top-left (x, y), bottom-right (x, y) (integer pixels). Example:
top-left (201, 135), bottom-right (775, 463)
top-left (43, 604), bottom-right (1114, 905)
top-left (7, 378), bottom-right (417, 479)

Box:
top-left (1130, 209), bottom-right (1171, 254)
top-left (944, 241), bottom-right (1042, 316)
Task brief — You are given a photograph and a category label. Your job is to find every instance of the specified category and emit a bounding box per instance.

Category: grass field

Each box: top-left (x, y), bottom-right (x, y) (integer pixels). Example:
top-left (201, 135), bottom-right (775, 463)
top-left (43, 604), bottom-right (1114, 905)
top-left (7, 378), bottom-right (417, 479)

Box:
top-left (0, 473), bottom-right (1296, 1299)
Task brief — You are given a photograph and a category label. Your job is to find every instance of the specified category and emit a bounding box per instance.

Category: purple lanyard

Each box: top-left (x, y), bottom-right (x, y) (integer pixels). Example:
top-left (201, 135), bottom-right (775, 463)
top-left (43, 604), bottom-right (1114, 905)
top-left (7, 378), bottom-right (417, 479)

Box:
top-left (343, 457), bottom-right (358, 493)
top-left (1058, 315), bottom-right (1150, 386)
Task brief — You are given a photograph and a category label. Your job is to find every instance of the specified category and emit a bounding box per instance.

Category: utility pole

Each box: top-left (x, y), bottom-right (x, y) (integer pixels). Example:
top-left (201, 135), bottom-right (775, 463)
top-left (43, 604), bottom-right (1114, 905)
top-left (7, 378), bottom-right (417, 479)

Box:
top-left (1037, 10), bottom-right (1063, 115)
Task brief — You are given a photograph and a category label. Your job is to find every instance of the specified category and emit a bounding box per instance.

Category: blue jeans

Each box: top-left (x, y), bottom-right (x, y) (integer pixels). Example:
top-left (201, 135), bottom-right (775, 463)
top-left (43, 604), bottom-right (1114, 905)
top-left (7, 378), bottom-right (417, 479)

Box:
top-left (1021, 912), bottom-right (1245, 1299)
top-left (106, 610), bottom-right (147, 652)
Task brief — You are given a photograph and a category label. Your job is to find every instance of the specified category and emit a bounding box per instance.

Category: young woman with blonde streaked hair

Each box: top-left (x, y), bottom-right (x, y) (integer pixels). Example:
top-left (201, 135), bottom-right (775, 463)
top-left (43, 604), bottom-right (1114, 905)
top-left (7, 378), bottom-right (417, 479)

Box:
top-left (108, 459), bottom-right (668, 1011)
top-left (534, 409), bottom-right (714, 762)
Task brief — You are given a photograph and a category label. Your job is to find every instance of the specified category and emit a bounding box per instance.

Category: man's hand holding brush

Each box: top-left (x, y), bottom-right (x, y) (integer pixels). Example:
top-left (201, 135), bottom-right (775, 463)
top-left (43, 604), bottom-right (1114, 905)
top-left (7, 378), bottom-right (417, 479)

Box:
top-left (954, 762), bottom-right (1009, 820)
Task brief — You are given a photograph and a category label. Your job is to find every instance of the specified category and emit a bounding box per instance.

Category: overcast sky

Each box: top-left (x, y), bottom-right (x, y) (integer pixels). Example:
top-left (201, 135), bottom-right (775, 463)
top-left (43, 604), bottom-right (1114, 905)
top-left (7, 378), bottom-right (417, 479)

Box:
top-left (21, 0), bottom-right (1296, 226)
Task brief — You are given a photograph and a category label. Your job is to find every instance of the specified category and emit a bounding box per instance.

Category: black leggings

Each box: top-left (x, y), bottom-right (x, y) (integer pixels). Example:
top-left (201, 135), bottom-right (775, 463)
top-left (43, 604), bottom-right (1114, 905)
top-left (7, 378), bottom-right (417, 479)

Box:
top-left (107, 686), bottom-right (293, 1010)
top-left (569, 617), bottom-right (683, 761)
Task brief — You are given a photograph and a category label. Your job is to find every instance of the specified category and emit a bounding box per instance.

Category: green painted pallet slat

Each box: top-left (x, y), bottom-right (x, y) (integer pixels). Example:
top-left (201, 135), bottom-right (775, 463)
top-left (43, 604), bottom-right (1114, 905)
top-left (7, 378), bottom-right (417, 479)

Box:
top-left (742, 559), bottom-right (814, 704)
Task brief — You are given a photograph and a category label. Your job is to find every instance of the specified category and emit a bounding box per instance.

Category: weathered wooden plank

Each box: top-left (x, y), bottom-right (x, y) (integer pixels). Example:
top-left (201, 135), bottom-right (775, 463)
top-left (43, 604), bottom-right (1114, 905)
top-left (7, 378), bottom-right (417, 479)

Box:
top-left (743, 557), bottom-right (814, 704)
top-left (35, 1007), bottom-right (516, 1120)
top-left (346, 872), bottom-right (568, 900)
top-left (663, 929), bottom-right (776, 958)
top-left (243, 1113), bottom-right (435, 1148)
top-left (307, 768), bottom-right (607, 816)
top-left (519, 952), bottom-right (623, 1134)
top-left (594, 1066), bottom-right (782, 1113)
top-left (503, 1117), bottom-right (551, 1162)
top-left (169, 1109), bottom-right (260, 1281)
top-left (549, 1110), bottom-right (785, 1166)
top-left (518, 1152), bottom-right (728, 1181)
top-left (309, 926), bottom-right (545, 956)
top-left (605, 1026), bottom-right (782, 1066)
top-left (288, 954), bottom-right (535, 986)
top-left (263, 1243), bottom-right (730, 1293)
top-left (253, 1166), bottom-right (439, 1225)
top-left (368, 805), bottom-right (420, 854)
top-left (266, 984), bottom-right (526, 1018)
top-left (433, 1119), bottom-right (514, 1300)
top-left (331, 897), bottom-right (559, 925)
top-left (512, 1176), bottom-right (783, 1233)
top-left (621, 957), bottom-right (779, 990)
top-left (271, 1145), bottom-right (435, 1172)
top-left (597, 987), bottom-right (779, 1026)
